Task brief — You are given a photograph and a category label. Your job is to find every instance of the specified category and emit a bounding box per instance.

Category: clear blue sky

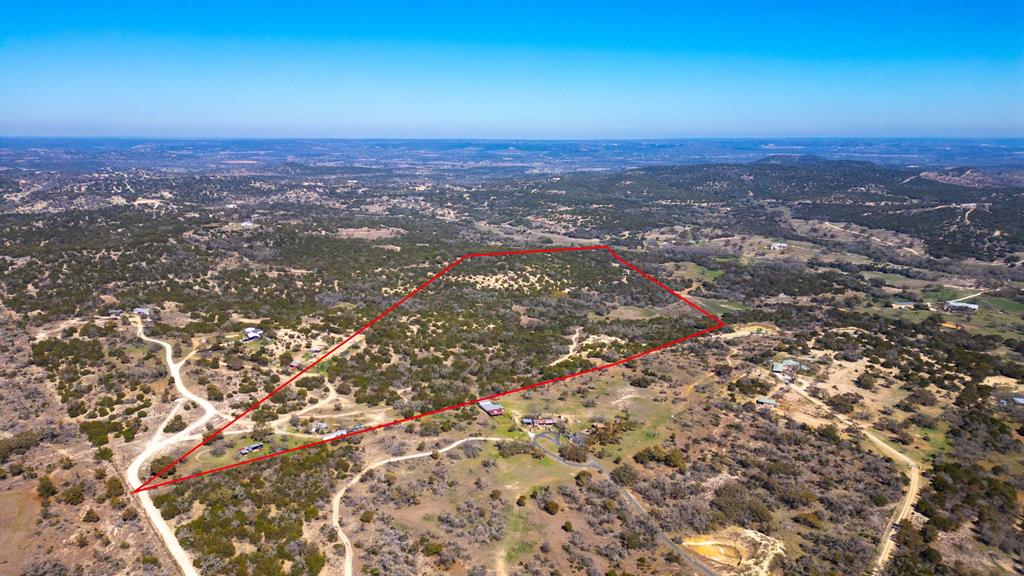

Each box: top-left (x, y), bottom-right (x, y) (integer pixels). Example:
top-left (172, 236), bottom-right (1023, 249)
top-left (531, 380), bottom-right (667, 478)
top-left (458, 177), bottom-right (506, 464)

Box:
top-left (2, 0), bottom-right (1022, 138)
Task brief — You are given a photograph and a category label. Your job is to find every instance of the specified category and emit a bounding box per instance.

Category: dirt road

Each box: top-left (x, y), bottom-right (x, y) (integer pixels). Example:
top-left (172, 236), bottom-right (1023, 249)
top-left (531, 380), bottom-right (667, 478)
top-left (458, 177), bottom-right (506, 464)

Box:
top-left (528, 431), bottom-right (718, 576)
top-left (947, 290), bottom-right (986, 303)
top-left (822, 221), bottom-right (923, 256)
top-left (331, 436), bottom-right (505, 576)
top-left (126, 317), bottom-right (218, 576)
top-left (791, 382), bottom-right (921, 574)
top-left (551, 326), bottom-right (583, 365)
top-left (268, 334), bottom-right (364, 435)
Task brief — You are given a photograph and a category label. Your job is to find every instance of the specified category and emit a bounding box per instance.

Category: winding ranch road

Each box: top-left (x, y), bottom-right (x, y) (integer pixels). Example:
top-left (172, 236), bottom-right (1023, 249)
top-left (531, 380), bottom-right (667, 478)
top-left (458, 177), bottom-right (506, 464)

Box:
top-left (791, 382), bottom-right (921, 575)
top-left (947, 290), bottom-right (986, 304)
top-left (126, 317), bottom-right (220, 576)
top-left (331, 437), bottom-right (505, 576)
top-left (822, 222), bottom-right (923, 256)
top-left (331, 430), bottom-right (717, 576)
top-left (530, 432), bottom-right (718, 576)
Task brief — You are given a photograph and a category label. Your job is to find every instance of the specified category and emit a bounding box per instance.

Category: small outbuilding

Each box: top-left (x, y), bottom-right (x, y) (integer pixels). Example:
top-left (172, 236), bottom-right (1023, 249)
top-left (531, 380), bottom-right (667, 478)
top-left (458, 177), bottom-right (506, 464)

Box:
top-left (243, 327), bottom-right (264, 341)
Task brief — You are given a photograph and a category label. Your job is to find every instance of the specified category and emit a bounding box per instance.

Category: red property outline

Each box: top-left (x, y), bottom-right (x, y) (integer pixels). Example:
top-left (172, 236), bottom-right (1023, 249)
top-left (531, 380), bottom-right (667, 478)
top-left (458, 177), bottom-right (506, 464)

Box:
top-left (133, 245), bottom-right (725, 493)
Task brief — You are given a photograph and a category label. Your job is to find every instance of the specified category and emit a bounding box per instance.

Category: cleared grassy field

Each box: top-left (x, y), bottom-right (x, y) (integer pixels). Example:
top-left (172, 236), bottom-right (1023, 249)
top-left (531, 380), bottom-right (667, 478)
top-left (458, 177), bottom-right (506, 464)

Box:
top-left (922, 287), bottom-right (973, 302)
top-left (702, 298), bottom-right (750, 317)
top-left (183, 432), bottom-right (312, 474)
top-left (979, 296), bottom-right (1024, 315)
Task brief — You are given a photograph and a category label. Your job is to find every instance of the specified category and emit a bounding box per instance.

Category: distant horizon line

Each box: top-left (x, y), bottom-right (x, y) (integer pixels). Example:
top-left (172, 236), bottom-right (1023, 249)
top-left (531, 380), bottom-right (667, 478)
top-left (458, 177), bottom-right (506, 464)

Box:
top-left (3, 134), bottom-right (1023, 142)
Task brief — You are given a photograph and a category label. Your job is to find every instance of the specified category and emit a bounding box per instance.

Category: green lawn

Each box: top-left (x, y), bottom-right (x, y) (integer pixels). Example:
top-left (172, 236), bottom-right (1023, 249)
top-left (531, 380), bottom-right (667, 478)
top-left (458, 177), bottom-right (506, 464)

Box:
top-left (502, 507), bottom-right (535, 564)
top-left (979, 296), bottom-right (1024, 315)
top-left (694, 263), bottom-right (725, 282)
top-left (702, 298), bottom-right (750, 317)
top-left (182, 432), bottom-right (310, 474)
top-left (594, 397), bottom-right (673, 466)
top-left (490, 448), bottom-right (566, 490)
top-left (922, 288), bottom-right (972, 302)
top-left (860, 271), bottom-right (926, 289)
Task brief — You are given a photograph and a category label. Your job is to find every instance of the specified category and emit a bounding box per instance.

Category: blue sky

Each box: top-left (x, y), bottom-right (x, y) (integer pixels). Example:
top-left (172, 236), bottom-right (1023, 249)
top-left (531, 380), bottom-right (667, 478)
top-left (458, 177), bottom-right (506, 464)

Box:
top-left (2, 0), bottom-right (1022, 138)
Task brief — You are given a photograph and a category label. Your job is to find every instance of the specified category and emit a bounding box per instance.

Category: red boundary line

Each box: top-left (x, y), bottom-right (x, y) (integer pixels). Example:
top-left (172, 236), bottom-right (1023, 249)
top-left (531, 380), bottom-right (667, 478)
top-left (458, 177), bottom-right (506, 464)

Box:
top-left (133, 245), bottom-right (724, 493)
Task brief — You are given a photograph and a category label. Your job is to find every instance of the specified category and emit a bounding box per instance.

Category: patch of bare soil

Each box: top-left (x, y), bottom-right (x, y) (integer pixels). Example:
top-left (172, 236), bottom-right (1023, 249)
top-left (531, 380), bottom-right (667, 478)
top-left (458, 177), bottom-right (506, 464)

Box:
top-left (0, 488), bottom-right (42, 574)
top-left (684, 527), bottom-right (785, 576)
top-left (334, 226), bottom-right (405, 240)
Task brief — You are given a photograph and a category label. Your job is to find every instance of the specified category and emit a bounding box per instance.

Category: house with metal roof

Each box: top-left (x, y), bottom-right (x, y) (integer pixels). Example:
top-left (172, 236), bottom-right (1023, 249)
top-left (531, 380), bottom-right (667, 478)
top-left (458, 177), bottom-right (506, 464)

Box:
top-left (944, 301), bottom-right (979, 312)
top-left (478, 400), bottom-right (504, 416)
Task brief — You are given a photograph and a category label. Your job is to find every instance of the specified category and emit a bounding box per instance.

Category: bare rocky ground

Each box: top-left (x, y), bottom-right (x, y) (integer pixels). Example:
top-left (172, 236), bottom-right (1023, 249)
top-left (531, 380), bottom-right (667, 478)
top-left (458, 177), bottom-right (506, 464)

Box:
top-left (0, 323), bottom-right (176, 576)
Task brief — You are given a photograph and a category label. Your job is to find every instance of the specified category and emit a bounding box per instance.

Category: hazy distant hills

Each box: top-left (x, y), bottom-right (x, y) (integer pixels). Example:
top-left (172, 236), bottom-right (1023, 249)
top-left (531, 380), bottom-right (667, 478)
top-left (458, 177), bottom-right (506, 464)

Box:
top-left (2, 137), bottom-right (1022, 174)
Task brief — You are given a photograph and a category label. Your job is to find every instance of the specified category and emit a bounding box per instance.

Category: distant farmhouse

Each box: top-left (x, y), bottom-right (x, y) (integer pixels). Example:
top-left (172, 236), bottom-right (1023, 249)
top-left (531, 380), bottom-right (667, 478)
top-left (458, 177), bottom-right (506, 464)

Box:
top-left (243, 327), bottom-right (264, 341)
top-left (132, 306), bottom-right (151, 318)
top-left (891, 301), bottom-right (917, 309)
top-left (944, 301), bottom-right (979, 313)
top-left (478, 399), bottom-right (504, 417)
top-left (769, 242), bottom-right (789, 251)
